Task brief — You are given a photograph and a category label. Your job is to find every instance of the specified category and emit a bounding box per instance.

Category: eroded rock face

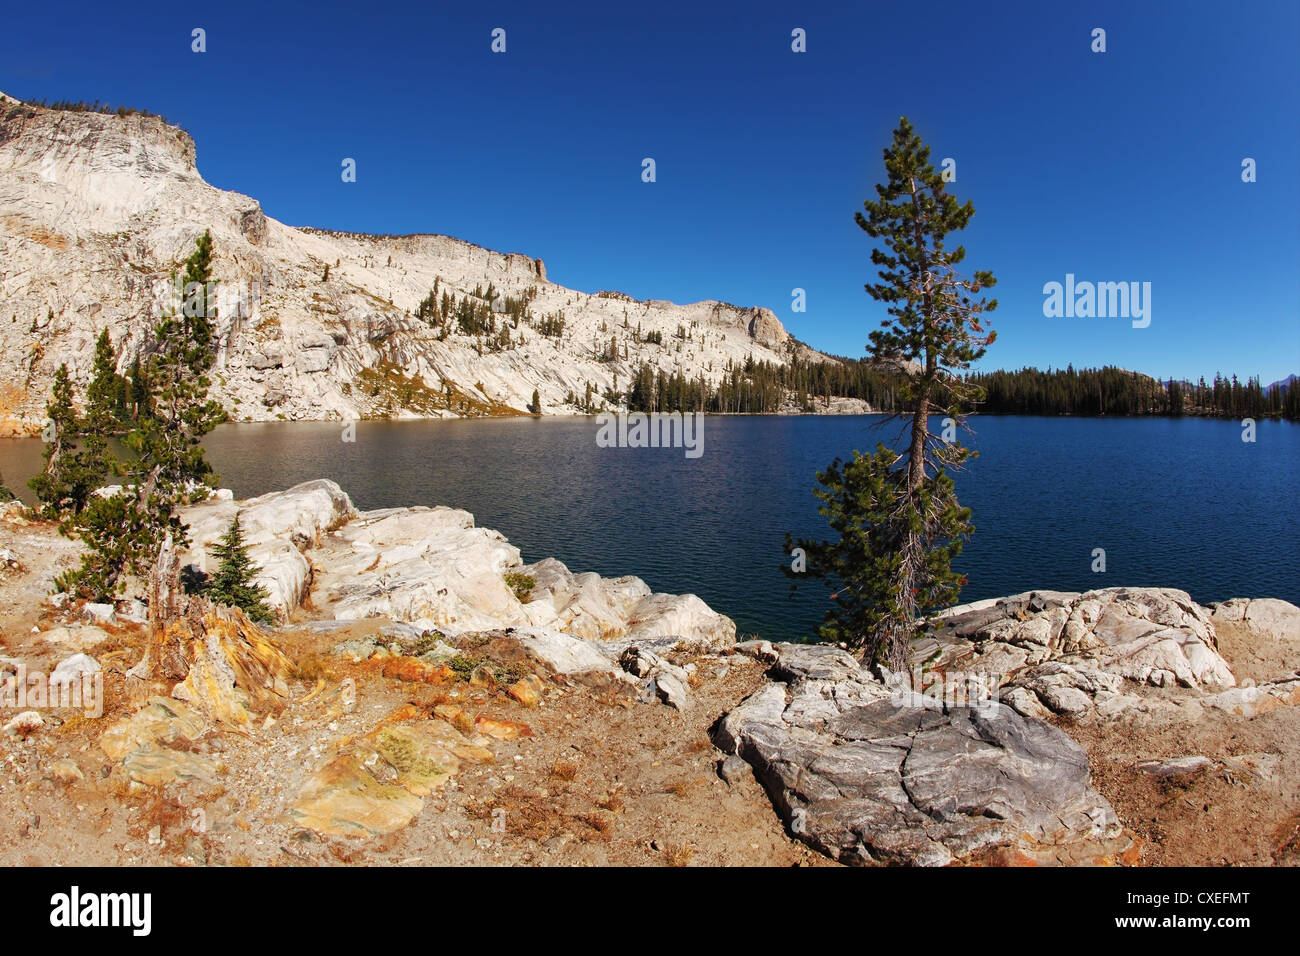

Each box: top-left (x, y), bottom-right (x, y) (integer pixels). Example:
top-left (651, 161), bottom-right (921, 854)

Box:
top-left (717, 643), bottom-right (1127, 866)
top-left (921, 588), bottom-right (1239, 718)
top-left (1211, 598), bottom-right (1300, 641)
top-left (519, 557), bottom-right (735, 647)
top-left (179, 479), bottom-right (356, 616)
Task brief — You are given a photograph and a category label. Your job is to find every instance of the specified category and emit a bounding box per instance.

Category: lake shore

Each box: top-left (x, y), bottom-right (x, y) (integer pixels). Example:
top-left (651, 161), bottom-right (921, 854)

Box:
top-left (1, 480), bottom-right (1298, 866)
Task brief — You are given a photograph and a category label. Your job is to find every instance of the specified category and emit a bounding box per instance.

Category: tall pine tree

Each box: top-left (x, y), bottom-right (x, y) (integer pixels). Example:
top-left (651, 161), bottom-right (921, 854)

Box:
top-left (790, 118), bottom-right (997, 671)
top-left (82, 329), bottom-right (122, 484)
top-left (62, 232), bottom-right (227, 599)
top-left (29, 363), bottom-right (100, 517)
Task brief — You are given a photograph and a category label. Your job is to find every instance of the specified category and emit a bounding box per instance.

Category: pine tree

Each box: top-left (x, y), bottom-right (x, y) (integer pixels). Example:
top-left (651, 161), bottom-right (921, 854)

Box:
top-left (131, 228), bottom-right (225, 495)
top-left (529, 389), bottom-right (541, 415)
top-left (128, 355), bottom-right (150, 419)
top-left (792, 118), bottom-right (997, 671)
top-left (83, 329), bottom-right (121, 481)
top-left (0, 470), bottom-right (15, 502)
top-left (29, 364), bottom-right (100, 517)
top-left (62, 232), bottom-right (227, 599)
top-left (206, 513), bottom-right (274, 624)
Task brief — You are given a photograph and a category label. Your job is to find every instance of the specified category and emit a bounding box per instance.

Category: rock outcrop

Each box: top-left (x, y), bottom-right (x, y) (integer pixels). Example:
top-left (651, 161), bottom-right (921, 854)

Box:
top-left (716, 589), bottom-right (1300, 865)
top-left (917, 588), bottom-right (1236, 719)
top-left (178, 480), bottom-right (735, 649)
top-left (716, 642), bottom-right (1129, 866)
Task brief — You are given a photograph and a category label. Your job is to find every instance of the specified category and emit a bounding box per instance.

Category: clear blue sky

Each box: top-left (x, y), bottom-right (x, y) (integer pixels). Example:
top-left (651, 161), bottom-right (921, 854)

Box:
top-left (4, 0), bottom-right (1297, 384)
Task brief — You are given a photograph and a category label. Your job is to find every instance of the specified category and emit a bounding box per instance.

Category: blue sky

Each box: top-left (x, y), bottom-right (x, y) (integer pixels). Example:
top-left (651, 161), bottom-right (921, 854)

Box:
top-left (3, 0), bottom-right (1297, 384)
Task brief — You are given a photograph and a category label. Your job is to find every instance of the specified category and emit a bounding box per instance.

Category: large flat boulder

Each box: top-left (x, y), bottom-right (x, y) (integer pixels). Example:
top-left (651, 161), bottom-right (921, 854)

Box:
top-left (716, 643), bottom-right (1127, 866)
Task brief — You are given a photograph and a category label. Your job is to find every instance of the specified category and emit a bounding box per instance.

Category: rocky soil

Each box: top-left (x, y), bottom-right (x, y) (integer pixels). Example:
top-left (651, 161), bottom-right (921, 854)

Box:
top-left (0, 481), bottom-right (1297, 866)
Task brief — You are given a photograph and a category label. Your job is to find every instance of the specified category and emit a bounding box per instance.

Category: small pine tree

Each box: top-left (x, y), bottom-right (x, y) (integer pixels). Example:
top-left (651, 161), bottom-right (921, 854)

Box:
top-left (83, 329), bottom-right (121, 481)
top-left (529, 389), bottom-right (541, 415)
top-left (206, 513), bottom-right (274, 624)
top-left (0, 470), bottom-right (15, 502)
top-left (29, 364), bottom-right (99, 517)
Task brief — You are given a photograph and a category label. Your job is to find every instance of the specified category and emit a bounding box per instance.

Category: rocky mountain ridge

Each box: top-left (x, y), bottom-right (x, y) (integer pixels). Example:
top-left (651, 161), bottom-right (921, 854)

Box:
top-left (0, 92), bottom-right (850, 433)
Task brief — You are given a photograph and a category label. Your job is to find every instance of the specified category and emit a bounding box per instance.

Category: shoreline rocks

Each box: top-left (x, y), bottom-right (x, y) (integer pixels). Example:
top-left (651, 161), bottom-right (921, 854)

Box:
top-left (9, 477), bottom-right (1296, 866)
top-left (179, 480), bottom-right (735, 650)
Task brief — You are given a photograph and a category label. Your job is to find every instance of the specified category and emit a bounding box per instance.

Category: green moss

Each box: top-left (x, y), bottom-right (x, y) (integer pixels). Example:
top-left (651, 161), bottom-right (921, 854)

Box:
top-left (504, 572), bottom-right (535, 602)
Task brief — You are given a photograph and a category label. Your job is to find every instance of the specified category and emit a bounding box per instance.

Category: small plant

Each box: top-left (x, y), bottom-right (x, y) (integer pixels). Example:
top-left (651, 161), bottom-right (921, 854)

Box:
top-left (206, 513), bottom-right (275, 624)
top-left (447, 654), bottom-right (481, 680)
top-left (504, 572), bottom-right (535, 602)
top-left (597, 788), bottom-right (625, 814)
top-left (664, 843), bottom-right (695, 867)
top-left (551, 759), bottom-right (579, 781)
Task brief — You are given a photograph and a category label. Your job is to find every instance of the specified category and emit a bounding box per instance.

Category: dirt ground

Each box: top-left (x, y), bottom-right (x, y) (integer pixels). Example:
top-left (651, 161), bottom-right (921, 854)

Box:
top-left (1063, 618), bottom-right (1300, 866)
top-left (0, 511), bottom-right (828, 866)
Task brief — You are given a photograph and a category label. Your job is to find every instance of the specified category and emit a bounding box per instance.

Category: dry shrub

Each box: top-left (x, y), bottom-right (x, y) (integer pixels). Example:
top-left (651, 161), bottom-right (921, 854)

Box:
top-left (551, 758), bottom-right (579, 781)
top-left (667, 778), bottom-right (698, 798)
top-left (451, 710), bottom-right (476, 737)
top-left (598, 787), bottom-right (625, 814)
top-left (578, 811), bottom-right (614, 840)
top-left (294, 649), bottom-right (331, 683)
top-left (664, 843), bottom-right (695, 867)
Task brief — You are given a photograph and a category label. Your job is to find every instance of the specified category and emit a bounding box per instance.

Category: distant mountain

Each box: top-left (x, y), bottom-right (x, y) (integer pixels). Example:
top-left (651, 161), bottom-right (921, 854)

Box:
top-left (0, 92), bottom-right (844, 433)
top-left (1267, 374), bottom-right (1298, 392)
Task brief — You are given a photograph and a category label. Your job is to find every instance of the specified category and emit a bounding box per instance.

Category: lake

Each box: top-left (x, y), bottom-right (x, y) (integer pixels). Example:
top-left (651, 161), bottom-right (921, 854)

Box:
top-left (1, 415), bottom-right (1296, 643)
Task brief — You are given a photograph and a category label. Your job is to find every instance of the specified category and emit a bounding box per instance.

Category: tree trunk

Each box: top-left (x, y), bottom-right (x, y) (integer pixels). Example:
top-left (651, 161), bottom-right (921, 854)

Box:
top-left (907, 387), bottom-right (930, 491)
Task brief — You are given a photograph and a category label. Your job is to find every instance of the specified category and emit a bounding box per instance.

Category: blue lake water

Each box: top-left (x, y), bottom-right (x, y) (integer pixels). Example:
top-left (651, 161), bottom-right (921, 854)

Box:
top-left (1, 414), bottom-right (1296, 643)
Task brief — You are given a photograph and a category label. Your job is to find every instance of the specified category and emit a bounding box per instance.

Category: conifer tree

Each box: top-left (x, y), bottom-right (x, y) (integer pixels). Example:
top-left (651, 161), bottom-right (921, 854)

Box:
top-left (789, 118), bottom-right (997, 672)
top-left (206, 513), bottom-right (274, 624)
top-left (29, 364), bottom-right (98, 517)
top-left (128, 355), bottom-right (150, 419)
top-left (83, 329), bottom-right (121, 481)
top-left (62, 232), bottom-right (227, 599)
top-left (131, 227), bottom-right (225, 495)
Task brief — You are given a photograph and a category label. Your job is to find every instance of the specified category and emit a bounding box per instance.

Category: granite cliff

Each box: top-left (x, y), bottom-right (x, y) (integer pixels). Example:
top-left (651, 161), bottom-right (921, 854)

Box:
top-left (0, 93), bottom-right (852, 433)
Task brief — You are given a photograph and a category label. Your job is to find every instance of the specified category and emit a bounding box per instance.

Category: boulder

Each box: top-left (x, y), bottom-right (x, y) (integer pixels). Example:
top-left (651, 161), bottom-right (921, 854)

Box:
top-left (1211, 598), bottom-right (1300, 641)
top-left (81, 602), bottom-right (117, 625)
top-left (3, 711), bottom-right (44, 736)
top-left (50, 653), bottom-right (100, 691)
top-left (38, 625), bottom-right (109, 653)
top-left (716, 643), bottom-right (1128, 867)
top-left (924, 587), bottom-right (1237, 717)
top-left (179, 479), bottom-right (357, 615)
